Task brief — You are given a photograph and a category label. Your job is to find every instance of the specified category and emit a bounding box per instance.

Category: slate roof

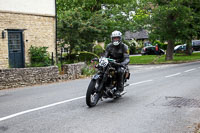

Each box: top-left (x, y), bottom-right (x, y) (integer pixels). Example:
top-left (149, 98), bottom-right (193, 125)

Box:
top-left (125, 30), bottom-right (149, 40)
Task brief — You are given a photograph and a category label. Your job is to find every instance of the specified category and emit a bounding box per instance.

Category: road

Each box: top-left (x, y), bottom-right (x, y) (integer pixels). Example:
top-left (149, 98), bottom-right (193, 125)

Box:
top-left (0, 61), bottom-right (200, 133)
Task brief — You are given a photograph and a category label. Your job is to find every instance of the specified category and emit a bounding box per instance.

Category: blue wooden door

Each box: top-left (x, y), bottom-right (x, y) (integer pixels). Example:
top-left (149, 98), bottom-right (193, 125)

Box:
top-left (8, 31), bottom-right (25, 68)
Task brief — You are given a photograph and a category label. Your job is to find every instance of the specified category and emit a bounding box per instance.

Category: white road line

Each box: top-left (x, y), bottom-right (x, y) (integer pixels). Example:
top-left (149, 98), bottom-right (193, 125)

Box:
top-left (184, 68), bottom-right (196, 73)
top-left (0, 96), bottom-right (85, 122)
top-left (129, 80), bottom-right (153, 86)
top-left (165, 73), bottom-right (181, 78)
top-left (0, 80), bottom-right (155, 122)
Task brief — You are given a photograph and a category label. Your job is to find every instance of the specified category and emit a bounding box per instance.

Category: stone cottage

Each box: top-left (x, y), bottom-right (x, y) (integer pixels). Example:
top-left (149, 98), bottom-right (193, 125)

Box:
top-left (125, 30), bottom-right (149, 42)
top-left (0, 0), bottom-right (56, 68)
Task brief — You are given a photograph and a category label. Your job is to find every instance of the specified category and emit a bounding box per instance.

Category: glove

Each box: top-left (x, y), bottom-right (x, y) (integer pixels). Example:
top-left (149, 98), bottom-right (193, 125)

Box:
top-left (111, 62), bottom-right (123, 67)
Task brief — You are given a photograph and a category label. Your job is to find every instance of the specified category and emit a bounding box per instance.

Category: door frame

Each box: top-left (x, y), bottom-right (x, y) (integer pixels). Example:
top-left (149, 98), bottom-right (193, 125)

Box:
top-left (7, 29), bottom-right (25, 68)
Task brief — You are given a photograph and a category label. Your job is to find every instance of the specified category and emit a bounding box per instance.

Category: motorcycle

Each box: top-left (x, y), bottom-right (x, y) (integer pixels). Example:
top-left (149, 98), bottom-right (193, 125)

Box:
top-left (86, 57), bottom-right (130, 107)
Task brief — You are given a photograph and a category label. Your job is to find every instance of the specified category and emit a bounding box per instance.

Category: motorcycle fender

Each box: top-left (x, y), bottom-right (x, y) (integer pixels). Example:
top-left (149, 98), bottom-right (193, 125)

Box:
top-left (92, 74), bottom-right (100, 80)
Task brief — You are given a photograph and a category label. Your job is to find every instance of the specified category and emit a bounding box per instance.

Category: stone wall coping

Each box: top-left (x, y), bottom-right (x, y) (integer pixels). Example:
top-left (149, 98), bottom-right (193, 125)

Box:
top-left (0, 66), bottom-right (58, 71)
top-left (0, 10), bottom-right (55, 17)
top-left (62, 62), bottom-right (85, 66)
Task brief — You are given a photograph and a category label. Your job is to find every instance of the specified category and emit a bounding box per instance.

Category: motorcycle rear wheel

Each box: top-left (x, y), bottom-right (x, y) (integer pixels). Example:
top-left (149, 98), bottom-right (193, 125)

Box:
top-left (86, 80), bottom-right (100, 107)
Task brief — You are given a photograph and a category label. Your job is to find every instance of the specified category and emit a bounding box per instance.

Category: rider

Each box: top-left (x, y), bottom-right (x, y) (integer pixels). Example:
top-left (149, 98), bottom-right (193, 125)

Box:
top-left (104, 30), bottom-right (130, 96)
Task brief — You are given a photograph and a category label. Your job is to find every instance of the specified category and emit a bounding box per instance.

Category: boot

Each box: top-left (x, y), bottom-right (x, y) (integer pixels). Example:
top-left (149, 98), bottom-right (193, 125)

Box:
top-left (117, 81), bottom-right (124, 92)
top-left (116, 67), bottom-right (125, 96)
top-left (114, 90), bottom-right (121, 97)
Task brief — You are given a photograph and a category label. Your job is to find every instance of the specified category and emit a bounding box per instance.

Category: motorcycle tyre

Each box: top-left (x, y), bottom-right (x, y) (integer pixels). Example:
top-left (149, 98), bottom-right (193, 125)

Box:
top-left (86, 80), bottom-right (100, 107)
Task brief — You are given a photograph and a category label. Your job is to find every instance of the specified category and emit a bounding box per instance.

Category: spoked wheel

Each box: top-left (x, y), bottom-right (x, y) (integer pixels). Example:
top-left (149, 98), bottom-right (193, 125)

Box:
top-left (86, 80), bottom-right (100, 107)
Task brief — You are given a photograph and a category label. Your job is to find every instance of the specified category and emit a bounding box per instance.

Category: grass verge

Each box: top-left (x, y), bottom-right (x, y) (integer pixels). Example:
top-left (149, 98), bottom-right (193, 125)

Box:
top-left (130, 53), bottom-right (200, 64)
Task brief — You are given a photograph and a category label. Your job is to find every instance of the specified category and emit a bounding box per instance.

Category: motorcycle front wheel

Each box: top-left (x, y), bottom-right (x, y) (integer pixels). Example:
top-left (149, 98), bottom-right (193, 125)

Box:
top-left (86, 80), bottom-right (100, 107)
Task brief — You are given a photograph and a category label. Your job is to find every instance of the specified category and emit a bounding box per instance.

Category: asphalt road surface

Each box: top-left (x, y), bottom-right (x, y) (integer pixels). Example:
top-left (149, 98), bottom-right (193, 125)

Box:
top-left (0, 61), bottom-right (200, 133)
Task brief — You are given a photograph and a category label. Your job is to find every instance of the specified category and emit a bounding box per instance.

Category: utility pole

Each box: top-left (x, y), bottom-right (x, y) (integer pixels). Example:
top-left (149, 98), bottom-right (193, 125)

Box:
top-left (55, 0), bottom-right (58, 64)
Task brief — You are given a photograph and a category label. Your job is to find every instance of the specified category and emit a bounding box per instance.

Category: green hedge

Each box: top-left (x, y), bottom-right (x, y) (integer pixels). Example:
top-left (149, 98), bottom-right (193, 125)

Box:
top-left (153, 40), bottom-right (167, 50)
top-left (93, 45), bottom-right (104, 56)
top-left (153, 40), bottom-right (185, 50)
top-left (59, 51), bottom-right (99, 64)
top-left (78, 51), bottom-right (99, 62)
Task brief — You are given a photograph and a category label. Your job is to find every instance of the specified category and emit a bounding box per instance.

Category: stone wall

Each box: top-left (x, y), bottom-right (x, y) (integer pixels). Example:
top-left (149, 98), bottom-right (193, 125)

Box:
top-left (0, 12), bottom-right (55, 69)
top-left (59, 62), bottom-right (86, 80)
top-left (0, 63), bottom-right (86, 89)
top-left (0, 66), bottom-right (59, 89)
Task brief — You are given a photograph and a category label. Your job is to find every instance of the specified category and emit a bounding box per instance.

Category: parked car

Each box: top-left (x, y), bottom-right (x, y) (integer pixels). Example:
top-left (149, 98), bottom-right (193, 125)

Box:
top-left (174, 44), bottom-right (186, 53)
top-left (192, 40), bottom-right (200, 51)
top-left (141, 46), bottom-right (165, 55)
top-left (174, 44), bottom-right (193, 53)
top-left (144, 42), bottom-right (152, 47)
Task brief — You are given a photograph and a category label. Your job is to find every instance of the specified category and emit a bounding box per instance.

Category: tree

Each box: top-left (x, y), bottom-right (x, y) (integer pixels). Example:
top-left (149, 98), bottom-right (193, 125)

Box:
top-left (138, 0), bottom-right (200, 60)
top-left (182, 0), bottom-right (200, 55)
top-left (57, 0), bottom-right (138, 55)
top-left (58, 7), bottom-right (104, 54)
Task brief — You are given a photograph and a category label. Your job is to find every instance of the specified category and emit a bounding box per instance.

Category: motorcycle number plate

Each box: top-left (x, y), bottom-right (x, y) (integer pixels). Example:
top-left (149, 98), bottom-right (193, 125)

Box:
top-left (92, 74), bottom-right (100, 80)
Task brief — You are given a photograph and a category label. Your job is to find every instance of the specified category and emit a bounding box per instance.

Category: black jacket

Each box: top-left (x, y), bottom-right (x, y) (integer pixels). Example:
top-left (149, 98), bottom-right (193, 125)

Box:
top-left (104, 43), bottom-right (130, 66)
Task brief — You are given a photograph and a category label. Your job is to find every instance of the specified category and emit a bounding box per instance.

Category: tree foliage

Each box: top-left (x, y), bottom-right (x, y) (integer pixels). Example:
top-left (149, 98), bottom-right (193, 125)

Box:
top-left (93, 44), bottom-right (104, 56)
top-left (57, 0), bottom-right (137, 54)
top-left (138, 0), bottom-right (200, 60)
top-left (57, 0), bottom-right (200, 61)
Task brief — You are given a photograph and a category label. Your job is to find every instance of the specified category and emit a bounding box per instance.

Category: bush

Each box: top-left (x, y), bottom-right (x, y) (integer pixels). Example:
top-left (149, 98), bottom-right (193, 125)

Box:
top-left (29, 46), bottom-right (51, 67)
top-left (153, 40), bottom-right (167, 50)
top-left (58, 53), bottom-right (79, 64)
top-left (78, 51), bottom-right (99, 62)
top-left (135, 41), bottom-right (144, 54)
top-left (93, 45), bottom-right (104, 56)
top-left (124, 39), bottom-right (137, 55)
top-left (59, 52), bottom-right (98, 64)
top-left (82, 62), bottom-right (97, 76)
top-left (65, 53), bottom-right (77, 61)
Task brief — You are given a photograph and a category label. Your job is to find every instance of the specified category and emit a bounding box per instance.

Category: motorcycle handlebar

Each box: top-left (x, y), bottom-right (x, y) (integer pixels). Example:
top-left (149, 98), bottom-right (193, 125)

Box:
top-left (91, 58), bottom-right (99, 62)
top-left (91, 57), bottom-right (115, 62)
top-left (91, 57), bottom-right (125, 68)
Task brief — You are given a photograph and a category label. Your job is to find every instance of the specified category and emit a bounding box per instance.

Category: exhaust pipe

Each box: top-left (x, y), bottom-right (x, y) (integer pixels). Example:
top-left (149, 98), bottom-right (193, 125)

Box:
top-left (120, 91), bottom-right (127, 96)
top-left (124, 83), bottom-right (129, 87)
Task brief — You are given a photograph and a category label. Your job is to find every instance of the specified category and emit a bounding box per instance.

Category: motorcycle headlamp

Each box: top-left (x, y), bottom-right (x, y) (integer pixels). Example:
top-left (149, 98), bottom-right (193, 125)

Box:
top-left (99, 57), bottom-right (109, 67)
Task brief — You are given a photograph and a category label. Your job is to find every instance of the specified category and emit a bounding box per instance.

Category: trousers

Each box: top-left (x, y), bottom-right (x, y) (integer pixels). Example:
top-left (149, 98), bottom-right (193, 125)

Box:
top-left (116, 66), bottom-right (125, 91)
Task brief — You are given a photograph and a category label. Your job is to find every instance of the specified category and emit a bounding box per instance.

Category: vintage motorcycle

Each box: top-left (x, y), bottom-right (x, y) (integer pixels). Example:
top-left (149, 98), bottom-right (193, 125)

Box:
top-left (86, 57), bottom-right (130, 107)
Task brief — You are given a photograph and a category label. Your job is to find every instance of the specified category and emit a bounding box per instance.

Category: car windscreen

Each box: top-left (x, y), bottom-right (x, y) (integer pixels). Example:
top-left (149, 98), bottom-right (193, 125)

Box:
top-left (192, 40), bottom-right (200, 46)
top-left (174, 45), bottom-right (181, 50)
